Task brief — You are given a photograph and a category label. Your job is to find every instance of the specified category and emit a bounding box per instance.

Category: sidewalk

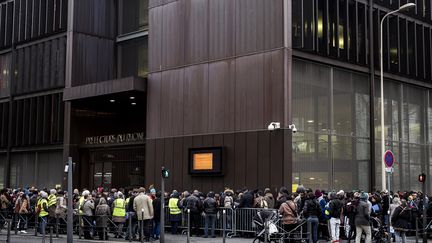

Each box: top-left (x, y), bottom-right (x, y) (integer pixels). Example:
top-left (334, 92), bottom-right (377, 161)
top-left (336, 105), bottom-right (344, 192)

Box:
top-left (0, 229), bottom-right (421, 243)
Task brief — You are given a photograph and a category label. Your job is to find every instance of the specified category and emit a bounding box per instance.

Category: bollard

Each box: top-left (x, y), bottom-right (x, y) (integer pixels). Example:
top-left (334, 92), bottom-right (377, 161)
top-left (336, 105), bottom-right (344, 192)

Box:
top-left (307, 220), bottom-right (312, 243)
top-left (14, 214), bottom-right (18, 235)
top-left (6, 219), bottom-right (11, 243)
top-left (55, 215), bottom-right (59, 238)
top-left (49, 226), bottom-right (53, 243)
top-left (129, 214), bottom-right (132, 242)
top-left (416, 219), bottom-right (419, 243)
top-left (222, 210), bottom-right (226, 243)
top-left (187, 209), bottom-right (190, 243)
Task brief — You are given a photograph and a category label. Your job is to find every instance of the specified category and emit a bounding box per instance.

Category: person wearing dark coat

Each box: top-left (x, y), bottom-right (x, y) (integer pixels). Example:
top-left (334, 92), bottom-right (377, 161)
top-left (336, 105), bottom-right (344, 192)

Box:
top-left (275, 187), bottom-right (289, 209)
top-left (95, 198), bottom-right (110, 240)
top-left (302, 192), bottom-right (320, 243)
top-left (203, 191), bottom-right (218, 238)
top-left (238, 190), bottom-right (254, 208)
top-left (185, 191), bottom-right (202, 236)
top-left (391, 199), bottom-right (411, 243)
top-left (152, 191), bottom-right (162, 240)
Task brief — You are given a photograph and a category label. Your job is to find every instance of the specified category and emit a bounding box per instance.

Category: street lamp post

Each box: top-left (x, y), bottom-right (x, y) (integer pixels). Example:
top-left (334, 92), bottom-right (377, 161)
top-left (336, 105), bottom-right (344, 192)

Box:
top-left (379, 2), bottom-right (415, 191)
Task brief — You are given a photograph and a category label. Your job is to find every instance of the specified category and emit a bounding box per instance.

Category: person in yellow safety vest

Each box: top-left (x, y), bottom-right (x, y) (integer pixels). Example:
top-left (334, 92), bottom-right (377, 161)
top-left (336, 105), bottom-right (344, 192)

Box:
top-left (47, 189), bottom-right (57, 226)
top-left (77, 190), bottom-right (90, 215)
top-left (37, 191), bottom-right (49, 235)
top-left (168, 192), bottom-right (183, 235)
top-left (112, 192), bottom-right (127, 239)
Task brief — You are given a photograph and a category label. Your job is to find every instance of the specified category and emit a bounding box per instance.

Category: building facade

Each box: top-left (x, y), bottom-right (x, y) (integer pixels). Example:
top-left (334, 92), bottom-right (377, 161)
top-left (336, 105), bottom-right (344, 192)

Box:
top-left (0, 0), bottom-right (431, 193)
top-left (147, 0), bottom-right (432, 194)
top-left (0, 0), bottom-right (148, 190)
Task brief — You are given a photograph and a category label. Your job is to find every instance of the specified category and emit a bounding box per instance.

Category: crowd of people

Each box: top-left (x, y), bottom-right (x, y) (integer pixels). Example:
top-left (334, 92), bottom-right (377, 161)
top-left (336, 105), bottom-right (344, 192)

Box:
top-left (0, 185), bottom-right (429, 243)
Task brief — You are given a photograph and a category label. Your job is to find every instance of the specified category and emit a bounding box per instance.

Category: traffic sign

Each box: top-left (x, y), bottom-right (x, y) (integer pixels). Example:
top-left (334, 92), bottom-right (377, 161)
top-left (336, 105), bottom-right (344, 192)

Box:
top-left (384, 150), bottom-right (394, 168)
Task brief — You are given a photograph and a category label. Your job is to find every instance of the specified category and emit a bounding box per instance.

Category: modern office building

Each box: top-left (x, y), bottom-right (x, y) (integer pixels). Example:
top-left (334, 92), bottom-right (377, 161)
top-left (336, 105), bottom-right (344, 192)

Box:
top-left (0, 0), bottom-right (148, 190)
top-left (0, 0), bottom-right (431, 193)
top-left (147, 0), bottom-right (432, 194)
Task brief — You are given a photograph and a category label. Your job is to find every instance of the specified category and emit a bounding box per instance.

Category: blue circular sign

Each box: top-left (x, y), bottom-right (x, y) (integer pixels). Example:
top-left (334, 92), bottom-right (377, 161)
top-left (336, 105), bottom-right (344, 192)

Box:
top-left (384, 150), bottom-right (394, 168)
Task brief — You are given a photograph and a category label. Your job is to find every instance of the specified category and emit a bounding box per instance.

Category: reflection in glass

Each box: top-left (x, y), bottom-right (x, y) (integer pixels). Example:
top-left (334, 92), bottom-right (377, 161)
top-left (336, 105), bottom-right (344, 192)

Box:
top-left (120, 0), bottom-right (149, 34)
top-left (118, 37), bottom-right (148, 78)
top-left (292, 59), bottom-right (370, 191)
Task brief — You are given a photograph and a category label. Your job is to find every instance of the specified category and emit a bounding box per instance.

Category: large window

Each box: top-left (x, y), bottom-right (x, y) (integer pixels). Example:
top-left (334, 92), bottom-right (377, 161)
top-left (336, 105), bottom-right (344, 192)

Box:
top-left (292, 59), bottom-right (370, 191)
top-left (374, 81), bottom-right (428, 192)
top-left (118, 37), bottom-right (148, 78)
top-left (292, 1), bottom-right (431, 81)
top-left (10, 151), bottom-right (63, 188)
top-left (119, 0), bottom-right (149, 35)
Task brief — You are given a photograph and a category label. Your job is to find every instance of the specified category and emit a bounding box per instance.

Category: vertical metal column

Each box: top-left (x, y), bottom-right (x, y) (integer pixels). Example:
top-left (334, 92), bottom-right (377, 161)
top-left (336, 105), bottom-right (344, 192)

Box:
top-left (67, 157), bottom-right (73, 243)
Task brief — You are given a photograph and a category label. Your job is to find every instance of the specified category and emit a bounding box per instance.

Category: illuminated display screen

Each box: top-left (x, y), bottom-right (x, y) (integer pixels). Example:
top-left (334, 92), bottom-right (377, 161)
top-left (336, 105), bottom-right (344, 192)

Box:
top-left (193, 153), bottom-right (213, 170)
top-left (189, 147), bottom-right (224, 175)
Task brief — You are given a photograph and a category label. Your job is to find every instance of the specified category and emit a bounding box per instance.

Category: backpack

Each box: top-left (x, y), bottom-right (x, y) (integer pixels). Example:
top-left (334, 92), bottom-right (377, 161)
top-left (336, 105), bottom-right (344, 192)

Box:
top-left (330, 200), bottom-right (342, 218)
top-left (224, 196), bottom-right (233, 208)
top-left (187, 197), bottom-right (199, 213)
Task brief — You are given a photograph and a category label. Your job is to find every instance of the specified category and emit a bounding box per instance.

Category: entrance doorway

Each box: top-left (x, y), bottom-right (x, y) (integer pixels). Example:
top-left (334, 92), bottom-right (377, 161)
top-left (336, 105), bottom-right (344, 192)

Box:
top-left (89, 146), bottom-right (145, 189)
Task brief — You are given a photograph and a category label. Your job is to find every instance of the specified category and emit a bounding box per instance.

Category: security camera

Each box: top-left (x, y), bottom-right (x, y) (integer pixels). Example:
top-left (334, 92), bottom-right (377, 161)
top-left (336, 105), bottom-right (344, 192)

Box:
top-left (267, 122), bottom-right (281, 131)
top-left (288, 124), bottom-right (297, 133)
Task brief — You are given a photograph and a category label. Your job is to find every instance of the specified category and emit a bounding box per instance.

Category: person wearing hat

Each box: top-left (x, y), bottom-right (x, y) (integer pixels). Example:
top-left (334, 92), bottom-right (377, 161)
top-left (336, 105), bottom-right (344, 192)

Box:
top-left (355, 192), bottom-right (372, 243)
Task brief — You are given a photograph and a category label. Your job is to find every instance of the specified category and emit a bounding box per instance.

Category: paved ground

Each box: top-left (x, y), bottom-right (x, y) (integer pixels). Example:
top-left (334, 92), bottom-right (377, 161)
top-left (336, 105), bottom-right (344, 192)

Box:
top-left (0, 229), bottom-right (421, 242)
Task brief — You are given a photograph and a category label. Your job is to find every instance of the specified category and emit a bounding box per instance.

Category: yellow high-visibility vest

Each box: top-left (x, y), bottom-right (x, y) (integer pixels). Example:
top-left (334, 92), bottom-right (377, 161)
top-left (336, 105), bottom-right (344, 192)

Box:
top-left (38, 199), bottom-right (49, 217)
top-left (168, 198), bottom-right (181, 215)
top-left (112, 199), bottom-right (126, 217)
top-left (78, 196), bottom-right (84, 214)
top-left (48, 194), bottom-right (57, 207)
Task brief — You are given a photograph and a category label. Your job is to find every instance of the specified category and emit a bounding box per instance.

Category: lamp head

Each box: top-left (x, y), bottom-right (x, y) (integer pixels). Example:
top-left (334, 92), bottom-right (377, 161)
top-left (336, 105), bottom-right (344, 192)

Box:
top-left (399, 3), bottom-right (415, 11)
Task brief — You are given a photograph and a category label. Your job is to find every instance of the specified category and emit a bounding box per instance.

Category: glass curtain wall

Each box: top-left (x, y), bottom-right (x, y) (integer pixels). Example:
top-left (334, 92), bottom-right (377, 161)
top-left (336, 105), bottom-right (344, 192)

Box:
top-left (375, 81), bottom-right (428, 192)
top-left (292, 59), bottom-right (370, 191)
